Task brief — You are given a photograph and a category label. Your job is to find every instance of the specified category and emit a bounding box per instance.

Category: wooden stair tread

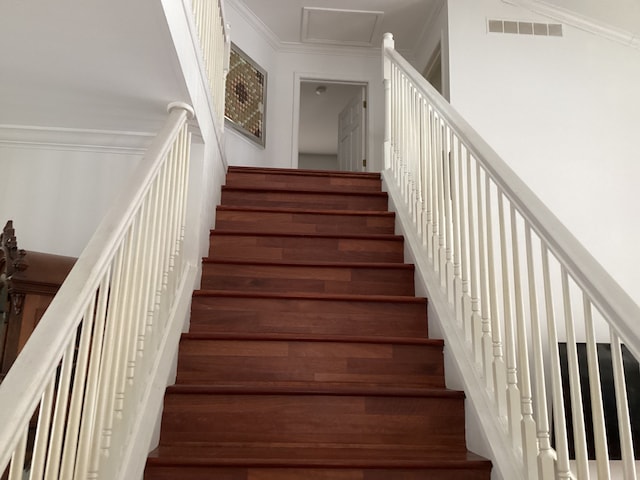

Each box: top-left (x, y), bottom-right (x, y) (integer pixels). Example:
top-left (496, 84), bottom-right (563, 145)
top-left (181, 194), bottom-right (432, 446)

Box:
top-left (227, 165), bottom-right (382, 179)
top-left (216, 205), bottom-right (395, 217)
top-left (209, 230), bottom-right (403, 241)
top-left (179, 332), bottom-right (440, 346)
top-left (201, 259), bottom-right (412, 269)
top-left (222, 185), bottom-right (388, 197)
top-left (148, 444), bottom-right (490, 468)
top-left (192, 289), bottom-right (426, 304)
top-left (165, 384), bottom-right (463, 398)
top-left (201, 258), bottom-right (412, 269)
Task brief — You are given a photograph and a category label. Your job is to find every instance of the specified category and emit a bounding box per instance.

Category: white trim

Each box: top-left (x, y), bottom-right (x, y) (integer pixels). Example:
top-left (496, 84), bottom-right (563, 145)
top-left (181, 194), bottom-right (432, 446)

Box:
top-left (382, 170), bottom-right (526, 480)
top-left (279, 41), bottom-right (381, 58)
top-left (226, 0), bottom-right (280, 51)
top-left (225, 0), bottom-right (410, 59)
top-left (291, 72), bottom-right (370, 170)
top-left (301, 7), bottom-right (384, 48)
top-left (0, 124), bottom-right (153, 155)
top-left (502, 0), bottom-right (640, 49)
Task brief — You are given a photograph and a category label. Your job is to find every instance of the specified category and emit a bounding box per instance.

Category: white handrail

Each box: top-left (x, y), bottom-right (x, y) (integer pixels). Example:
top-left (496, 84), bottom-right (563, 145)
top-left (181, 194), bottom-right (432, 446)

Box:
top-left (383, 32), bottom-right (639, 479)
top-left (0, 102), bottom-right (194, 479)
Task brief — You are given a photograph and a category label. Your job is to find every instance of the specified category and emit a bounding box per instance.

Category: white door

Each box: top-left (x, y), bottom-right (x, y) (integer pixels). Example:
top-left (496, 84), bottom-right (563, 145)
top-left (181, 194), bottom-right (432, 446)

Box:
top-left (337, 88), bottom-right (366, 172)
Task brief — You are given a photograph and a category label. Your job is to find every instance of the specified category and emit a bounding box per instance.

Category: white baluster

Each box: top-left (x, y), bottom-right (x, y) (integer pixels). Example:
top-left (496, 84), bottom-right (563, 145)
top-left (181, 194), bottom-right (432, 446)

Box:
top-left (475, 165), bottom-right (493, 388)
top-left (90, 248), bottom-right (125, 477)
top-left (510, 208), bottom-right (537, 479)
top-left (8, 426), bottom-right (28, 480)
top-left (74, 273), bottom-right (111, 480)
top-left (437, 119), bottom-right (447, 282)
top-left (583, 297), bottom-right (611, 479)
top-left (609, 330), bottom-right (637, 479)
top-left (418, 97), bottom-right (428, 245)
top-left (467, 153), bottom-right (482, 364)
top-left (524, 226), bottom-right (553, 478)
top-left (501, 199), bottom-right (522, 448)
top-left (541, 247), bottom-right (573, 479)
top-left (45, 342), bottom-right (76, 479)
top-left (561, 268), bottom-right (590, 480)
top-left (425, 106), bottom-right (435, 261)
top-left (383, 34), bottom-right (393, 171)
top-left (443, 126), bottom-right (454, 300)
top-left (450, 134), bottom-right (463, 325)
top-left (60, 300), bottom-right (96, 480)
top-left (457, 144), bottom-right (472, 339)
top-left (29, 380), bottom-right (55, 480)
top-left (486, 180), bottom-right (506, 413)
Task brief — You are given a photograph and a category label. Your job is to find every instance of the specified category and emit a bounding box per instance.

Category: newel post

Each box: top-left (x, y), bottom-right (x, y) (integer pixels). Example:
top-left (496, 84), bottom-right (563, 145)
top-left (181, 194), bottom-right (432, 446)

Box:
top-left (382, 33), bottom-right (394, 171)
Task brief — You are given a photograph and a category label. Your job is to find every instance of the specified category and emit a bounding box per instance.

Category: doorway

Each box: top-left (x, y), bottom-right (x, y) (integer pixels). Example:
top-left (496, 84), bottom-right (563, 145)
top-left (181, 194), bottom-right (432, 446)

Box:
top-left (297, 80), bottom-right (367, 172)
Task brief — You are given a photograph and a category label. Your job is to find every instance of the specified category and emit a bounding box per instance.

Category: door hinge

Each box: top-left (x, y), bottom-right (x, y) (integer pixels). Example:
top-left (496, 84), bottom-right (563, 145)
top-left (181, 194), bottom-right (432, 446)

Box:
top-left (363, 100), bottom-right (367, 108)
top-left (362, 159), bottom-right (367, 167)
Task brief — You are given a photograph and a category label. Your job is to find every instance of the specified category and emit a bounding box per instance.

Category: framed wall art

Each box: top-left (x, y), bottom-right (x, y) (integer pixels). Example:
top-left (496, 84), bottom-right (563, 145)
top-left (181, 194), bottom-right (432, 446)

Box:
top-left (224, 43), bottom-right (267, 147)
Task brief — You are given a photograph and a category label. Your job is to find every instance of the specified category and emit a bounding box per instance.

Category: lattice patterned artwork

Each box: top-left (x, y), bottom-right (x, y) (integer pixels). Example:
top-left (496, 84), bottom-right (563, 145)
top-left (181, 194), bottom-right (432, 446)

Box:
top-left (225, 44), bottom-right (266, 146)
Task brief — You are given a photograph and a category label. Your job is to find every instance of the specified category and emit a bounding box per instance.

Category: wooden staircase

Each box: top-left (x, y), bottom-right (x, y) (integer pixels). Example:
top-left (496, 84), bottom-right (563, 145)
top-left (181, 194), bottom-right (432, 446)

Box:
top-left (144, 166), bottom-right (492, 480)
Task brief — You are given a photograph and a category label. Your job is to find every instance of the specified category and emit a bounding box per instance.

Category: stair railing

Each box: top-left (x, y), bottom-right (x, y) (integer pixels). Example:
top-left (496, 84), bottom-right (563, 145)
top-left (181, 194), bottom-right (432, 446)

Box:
top-left (191, 0), bottom-right (230, 125)
top-left (383, 33), bottom-right (639, 480)
top-left (0, 103), bottom-right (194, 480)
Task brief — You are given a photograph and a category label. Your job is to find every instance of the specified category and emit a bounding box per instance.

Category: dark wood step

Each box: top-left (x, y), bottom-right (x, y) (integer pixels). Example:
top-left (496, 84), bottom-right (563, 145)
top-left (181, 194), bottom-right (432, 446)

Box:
top-left (221, 186), bottom-right (389, 211)
top-left (158, 387), bottom-right (466, 448)
top-left (200, 260), bottom-right (415, 296)
top-left (189, 291), bottom-right (429, 339)
top-left (208, 231), bottom-right (404, 263)
top-left (145, 166), bottom-right (492, 480)
top-left (145, 446), bottom-right (492, 480)
top-left (225, 166), bottom-right (383, 192)
top-left (145, 465), bottom-right (491, 480)
top-left (215, 205), bottom-right (396, 235)
top-left (175, 336), bottom-right (445, 388)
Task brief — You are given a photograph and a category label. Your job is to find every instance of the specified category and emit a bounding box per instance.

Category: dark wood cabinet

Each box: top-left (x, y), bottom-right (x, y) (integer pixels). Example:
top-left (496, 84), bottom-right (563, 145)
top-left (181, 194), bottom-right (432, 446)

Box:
top-left (0, 221), bottom-right (75, 382)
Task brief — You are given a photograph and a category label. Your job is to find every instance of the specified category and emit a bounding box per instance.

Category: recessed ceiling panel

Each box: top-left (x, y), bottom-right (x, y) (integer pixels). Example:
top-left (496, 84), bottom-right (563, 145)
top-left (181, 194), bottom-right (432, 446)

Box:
top-left (301, 7), bottom-right (384, 47)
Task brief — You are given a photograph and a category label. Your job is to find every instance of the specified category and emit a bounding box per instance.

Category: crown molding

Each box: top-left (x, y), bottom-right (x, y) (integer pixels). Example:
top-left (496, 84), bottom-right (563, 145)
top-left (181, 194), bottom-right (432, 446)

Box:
top-left (226, 0), bottom-right (280, 51)
top-left (227, 0), bottom-right (395, 57)
top-left (278, 40), bottom-right (381, 58)
top-left (0, 124), bottom-right (154, 155)
top-left (502, 0), bottom-right (640, 49)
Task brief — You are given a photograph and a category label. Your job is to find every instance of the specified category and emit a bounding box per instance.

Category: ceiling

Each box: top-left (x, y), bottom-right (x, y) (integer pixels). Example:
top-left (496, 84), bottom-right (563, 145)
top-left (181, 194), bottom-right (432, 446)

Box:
top-left (236, 0), bottom-right (441, 52)
top-left (0, 0), bottom-right (190, 134)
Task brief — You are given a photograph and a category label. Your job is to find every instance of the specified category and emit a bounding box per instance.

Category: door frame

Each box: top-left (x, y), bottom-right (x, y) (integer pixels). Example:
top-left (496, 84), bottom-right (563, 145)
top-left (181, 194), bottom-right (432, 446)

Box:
top-left (292, 72), bottom-right (369, 170)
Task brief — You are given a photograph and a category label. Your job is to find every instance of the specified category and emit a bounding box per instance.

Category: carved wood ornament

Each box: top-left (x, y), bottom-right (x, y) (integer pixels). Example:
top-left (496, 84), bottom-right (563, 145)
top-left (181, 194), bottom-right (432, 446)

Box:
top-left (0, 221), bottom-right (28, 315)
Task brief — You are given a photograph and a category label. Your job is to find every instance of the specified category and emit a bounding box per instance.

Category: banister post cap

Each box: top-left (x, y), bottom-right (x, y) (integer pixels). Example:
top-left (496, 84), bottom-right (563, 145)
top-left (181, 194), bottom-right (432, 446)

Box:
top-left (382, 33), bottom-right (395, 49)
top-left (167, 102), bottom-right (195, 119)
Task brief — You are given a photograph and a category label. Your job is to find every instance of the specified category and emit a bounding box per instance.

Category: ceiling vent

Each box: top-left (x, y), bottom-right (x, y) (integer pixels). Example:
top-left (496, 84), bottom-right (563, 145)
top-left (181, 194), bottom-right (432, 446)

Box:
top-left (301, 7), bottom-right (384, 47)
top-left (488, 19), bottom-right (563, 37)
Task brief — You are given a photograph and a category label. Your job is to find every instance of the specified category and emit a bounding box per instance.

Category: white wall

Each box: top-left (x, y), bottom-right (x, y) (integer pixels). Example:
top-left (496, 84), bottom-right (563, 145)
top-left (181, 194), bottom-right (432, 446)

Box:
top-left (0, 146), bottom-right (142, 257)
top-left (446, 0), bottom-right (640, 305)
top-left (298, 153), bottom-right (338, 170)
top-left (224, 1), bottom-right (385, 172)
top-left (412, 0), bottom-right (450, 101)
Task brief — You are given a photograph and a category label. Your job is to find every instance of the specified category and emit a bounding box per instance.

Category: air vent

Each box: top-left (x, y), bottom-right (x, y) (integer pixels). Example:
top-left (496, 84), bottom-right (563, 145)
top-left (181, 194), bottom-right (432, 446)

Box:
top-left (488, 19), bottom-right (563, 37)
